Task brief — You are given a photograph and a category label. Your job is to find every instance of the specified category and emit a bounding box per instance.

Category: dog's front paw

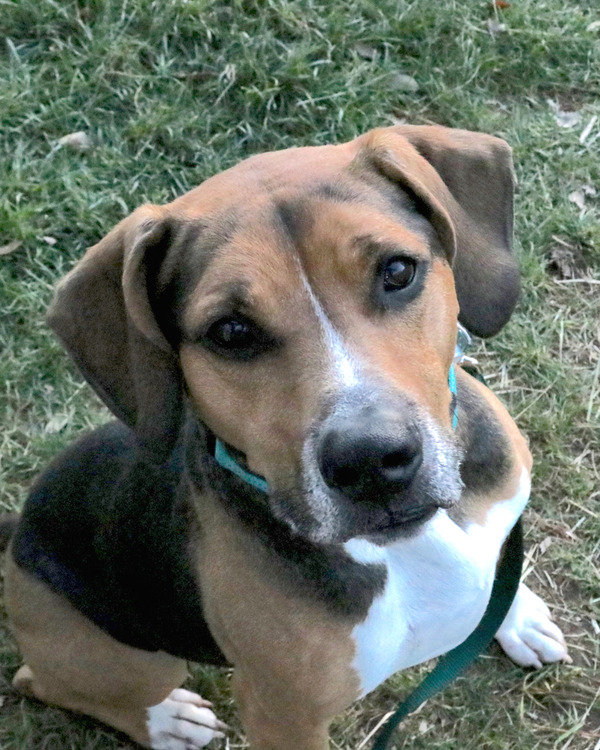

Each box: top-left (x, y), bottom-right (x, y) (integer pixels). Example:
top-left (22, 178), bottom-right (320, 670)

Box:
top-left (147, 688), bottom-right (227, 749)
top-left (495, 583), bottom-right (571, 669)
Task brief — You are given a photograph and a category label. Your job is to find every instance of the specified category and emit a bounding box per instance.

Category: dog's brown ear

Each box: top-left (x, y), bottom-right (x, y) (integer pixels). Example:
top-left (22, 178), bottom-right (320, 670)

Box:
top-left (47, 206), bottom-right (182, 459)
top-left (363, 125), bottom-right (518, 337)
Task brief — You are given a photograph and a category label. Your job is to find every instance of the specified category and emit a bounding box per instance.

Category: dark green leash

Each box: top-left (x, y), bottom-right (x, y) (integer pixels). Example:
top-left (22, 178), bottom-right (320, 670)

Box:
top-left (372, 517), bottom-right (523, 749)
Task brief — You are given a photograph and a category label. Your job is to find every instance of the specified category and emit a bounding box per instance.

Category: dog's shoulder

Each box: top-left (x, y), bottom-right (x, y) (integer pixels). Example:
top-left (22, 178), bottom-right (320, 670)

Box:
top-left (456, 366), bottom-right (530, 482)
top-left (11, 421), bottom-right (226, 664)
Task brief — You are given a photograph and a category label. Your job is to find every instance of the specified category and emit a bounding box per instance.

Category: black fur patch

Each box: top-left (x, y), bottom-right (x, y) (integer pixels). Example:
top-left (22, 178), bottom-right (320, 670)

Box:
top-left (13, 415), bottom-right (386, 664)
top-left (12, 422), bottom-right (227, 665)
top-left (456, 377), bottom-right (513, 494)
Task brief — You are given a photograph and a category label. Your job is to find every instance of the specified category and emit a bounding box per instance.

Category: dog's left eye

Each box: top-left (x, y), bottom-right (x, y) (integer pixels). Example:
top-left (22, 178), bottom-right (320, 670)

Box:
top-left (202, 316), bottom-right (273, 359)
top-left (383, 257), bottom-right (416, 292)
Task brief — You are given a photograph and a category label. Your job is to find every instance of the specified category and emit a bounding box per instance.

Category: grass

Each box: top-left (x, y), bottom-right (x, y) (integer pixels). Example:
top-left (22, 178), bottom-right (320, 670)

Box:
top-left (1, 0), bottom-right (599, 747)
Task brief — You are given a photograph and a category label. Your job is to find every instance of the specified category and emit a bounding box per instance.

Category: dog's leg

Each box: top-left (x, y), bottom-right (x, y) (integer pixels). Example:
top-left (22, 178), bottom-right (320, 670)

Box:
top-left (232, 669), bottom-right (332, 750)
top-left (495, 583), bottom-right (571, 668)
top-left (5, 558), bottom-right (225, 749)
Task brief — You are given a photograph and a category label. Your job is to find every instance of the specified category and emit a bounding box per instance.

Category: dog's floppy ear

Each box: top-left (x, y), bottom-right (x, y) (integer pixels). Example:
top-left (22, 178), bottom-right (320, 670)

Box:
top-left (47, 205), bottom-right (182, 459)
top-left (363, 125), bottom-right (518, 337)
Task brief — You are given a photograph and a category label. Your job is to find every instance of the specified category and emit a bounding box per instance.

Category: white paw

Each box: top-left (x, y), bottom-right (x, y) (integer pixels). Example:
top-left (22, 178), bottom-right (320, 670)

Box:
top-left (147, 688), bottom-right (227, 749)
top-left (495, 583), bottom-right (571, 669)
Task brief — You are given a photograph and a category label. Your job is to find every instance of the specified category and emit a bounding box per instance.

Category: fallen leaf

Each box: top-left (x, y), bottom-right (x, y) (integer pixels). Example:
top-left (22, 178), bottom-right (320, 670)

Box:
top-left (45, 414), bottom-right (70, 434)
top-left (57, 131), bottom-right (91, 150)
top-left (42, 236), bottom-right (57, 246)
top-left (532, 514), bottom-right (580, 541)
top-left (568, 189), bottom-right (586, 210)
top-left (353, 42), bottom-right (380, 61)
top-left (555, 110), bottom-right (581, 128)
top-left (548, 100), bottom-right (581, 128)
top-left (539, 536), bottom-right (553, 555)
top-left (487, 19), bottom-right (507, 35)
top-left (387, 73), bottom-right (419, 92)
top-left (418, 720), bottom-right (430, 734)
top-left (566, 186), bottom-right (595, 212)
top-left (0, 240), bottom-right (22, 256)
top-left (492, 0), bottom-right (511, 7)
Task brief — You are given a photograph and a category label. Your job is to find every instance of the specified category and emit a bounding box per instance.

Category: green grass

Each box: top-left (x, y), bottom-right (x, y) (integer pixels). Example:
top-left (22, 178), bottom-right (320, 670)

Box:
top-left (1, 0), bottom-right (599, 747)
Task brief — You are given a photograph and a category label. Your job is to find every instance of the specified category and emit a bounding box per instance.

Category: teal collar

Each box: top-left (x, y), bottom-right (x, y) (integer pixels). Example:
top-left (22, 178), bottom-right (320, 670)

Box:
top-left (214, 439), bottom-right (270, 494)
top-left (449, 362), bottom-right (459, 430)
top-left (215, 363), bottom-right (459, 493)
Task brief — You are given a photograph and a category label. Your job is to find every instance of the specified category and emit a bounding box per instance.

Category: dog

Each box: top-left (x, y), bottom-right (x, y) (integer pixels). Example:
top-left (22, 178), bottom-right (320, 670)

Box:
top-left (1, 125), bottom-right (570, 750)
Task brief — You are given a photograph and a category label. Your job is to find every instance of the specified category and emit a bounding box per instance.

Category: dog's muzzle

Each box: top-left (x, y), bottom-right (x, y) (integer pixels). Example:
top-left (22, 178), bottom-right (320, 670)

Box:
top-left (289, 384), bottom-right (464, 543)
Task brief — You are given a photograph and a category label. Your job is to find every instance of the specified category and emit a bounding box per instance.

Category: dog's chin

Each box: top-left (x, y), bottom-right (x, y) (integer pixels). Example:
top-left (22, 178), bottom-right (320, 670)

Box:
top-left (281, 412), bottom-right (466, 545)
top-left (360, 505), bottom-right (440, 545)
top-left (272, 438), bottom-right (464, 546)
top-left (272, 500), bottom-right (441, 546)
top-left (270, 482), bottom-right (458, 547)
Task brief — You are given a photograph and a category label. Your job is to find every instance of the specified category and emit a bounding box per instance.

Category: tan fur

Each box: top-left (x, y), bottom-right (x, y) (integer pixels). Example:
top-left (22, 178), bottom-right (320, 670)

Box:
top-left (4, 553), bottom-right (187, 747)
top-left (192, 493), bottom-right (360, 750)
top-left (180, 220), bottom-right (458, 487)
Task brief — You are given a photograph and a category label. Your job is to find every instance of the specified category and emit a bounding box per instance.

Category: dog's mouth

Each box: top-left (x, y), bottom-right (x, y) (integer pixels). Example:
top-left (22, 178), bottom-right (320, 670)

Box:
top-left (362, 504), bottom-right (439, 541)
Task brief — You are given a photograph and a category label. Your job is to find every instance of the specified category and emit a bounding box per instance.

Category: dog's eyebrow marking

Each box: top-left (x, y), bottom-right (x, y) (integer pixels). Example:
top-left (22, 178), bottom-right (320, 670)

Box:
top-left (274, 199), bottom-right (314, 250)
top-left (300, 273), bottom-right (360, 388)
top-left (154, 216), bottom-right (240, 344)
top-left (183, 281), bottom-right (255, 341)
top-left (310, 182), bottom-right (361, 203)
top-left (158, 216), bottom-right (238, 290)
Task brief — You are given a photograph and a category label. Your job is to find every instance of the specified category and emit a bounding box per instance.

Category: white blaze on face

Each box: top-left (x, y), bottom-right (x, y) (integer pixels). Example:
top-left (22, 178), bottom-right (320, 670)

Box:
top-left (300, 272), bottom-right (360, 388)
top-left (295, 272), bottom-right (365, 539)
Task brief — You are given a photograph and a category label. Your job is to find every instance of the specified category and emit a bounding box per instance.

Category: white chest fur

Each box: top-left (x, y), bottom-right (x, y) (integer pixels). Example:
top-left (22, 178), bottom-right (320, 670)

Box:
top-left (345, 470), bottom-right (530, 697)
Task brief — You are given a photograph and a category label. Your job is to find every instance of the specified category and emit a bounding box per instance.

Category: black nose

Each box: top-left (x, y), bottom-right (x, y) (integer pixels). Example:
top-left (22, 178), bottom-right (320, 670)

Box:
top-left (318, 424), bottom-right (423, 503)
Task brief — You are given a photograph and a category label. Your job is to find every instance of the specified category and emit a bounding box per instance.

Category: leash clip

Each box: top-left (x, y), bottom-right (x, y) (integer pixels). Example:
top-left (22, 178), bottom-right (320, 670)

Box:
top-left (454, 322), bottom-right (479, 368)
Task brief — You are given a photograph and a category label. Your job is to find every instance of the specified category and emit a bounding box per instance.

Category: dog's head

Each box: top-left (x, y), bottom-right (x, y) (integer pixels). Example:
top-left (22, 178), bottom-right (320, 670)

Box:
top-left (48, 125), bottom-right (517, 544)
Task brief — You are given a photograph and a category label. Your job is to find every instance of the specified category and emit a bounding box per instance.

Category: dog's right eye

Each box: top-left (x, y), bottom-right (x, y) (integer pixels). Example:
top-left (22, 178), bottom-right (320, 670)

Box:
top-left (210, 318), bottom-right (251, 347)
top-left (202, 316), bottom-right (274, 360)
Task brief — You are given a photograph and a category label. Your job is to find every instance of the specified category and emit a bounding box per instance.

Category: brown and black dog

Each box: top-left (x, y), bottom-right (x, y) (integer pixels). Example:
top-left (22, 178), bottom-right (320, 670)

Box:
top-left (2, 125), bottom-right (569, 750)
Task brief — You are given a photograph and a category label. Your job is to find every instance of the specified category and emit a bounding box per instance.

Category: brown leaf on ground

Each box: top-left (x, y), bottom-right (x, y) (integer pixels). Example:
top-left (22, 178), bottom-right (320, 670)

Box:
top-left (353, 42), bottom-right (380, 61)
top-left (57, 131), bottom-right (91, 150)
top-left (529, 512), bottom-right (580, 541)
top-left (547, 237), bottom-right (589, 280)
